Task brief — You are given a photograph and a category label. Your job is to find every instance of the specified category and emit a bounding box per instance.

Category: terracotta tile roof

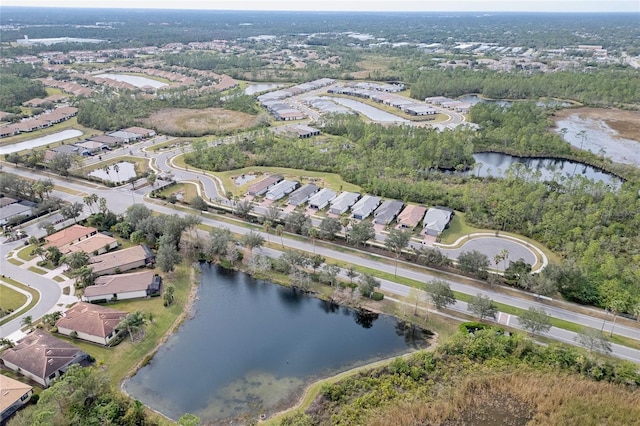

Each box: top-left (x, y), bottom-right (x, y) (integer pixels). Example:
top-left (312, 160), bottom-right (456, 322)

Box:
top-left (56, 302), bottom-right (126, 339)
top-left (0, 330), bottom-right (86, 382)
top-left (85, 270), bottom-right (157, 298)
top-left (0, 375), bottom-right (32, 414)
top-left (397, 205), bottom-right (428, 228)
top-left (44, 225), bottom-right (97, 249)
top-left (60, 233), bottom-right (117, 255)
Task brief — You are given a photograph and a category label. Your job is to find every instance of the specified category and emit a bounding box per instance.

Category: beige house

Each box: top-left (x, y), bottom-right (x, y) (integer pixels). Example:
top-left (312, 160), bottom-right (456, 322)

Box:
top-left (60, 233), bottom-right (118, 255)
top-left (44, 224), bottom-right (98, 249)
top-left (56, 302), bottom-right (127, 346)
top-left (0, 330), bottom-right (88, 388)
top-left (88, 245), bottom-right (155, 276)
top-left (0, 375), bottom-right (33, 424)
top-left (83, 270), bottom-right (162, 302)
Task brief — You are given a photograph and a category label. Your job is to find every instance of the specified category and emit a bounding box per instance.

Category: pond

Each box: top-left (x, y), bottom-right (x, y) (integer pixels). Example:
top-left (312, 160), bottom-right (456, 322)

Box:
top-left (324, 97), bottom-right (409, 123)
top-left (88, 161), bottom-right (137, 183)
top-left (124, 264), bottom-right (428, 424)
top-left (96, 73), bottom-right (168, 89)
top-left (234, 174), bottom-right (257, 186)
top-left (555, 115), bottom-right (640, 166)
top-left (245, 83), bottom-right (283, 95)
top-left (0, 129), bottom-right (83, 155)
top-left (468, 152), bottom-right (622, 187)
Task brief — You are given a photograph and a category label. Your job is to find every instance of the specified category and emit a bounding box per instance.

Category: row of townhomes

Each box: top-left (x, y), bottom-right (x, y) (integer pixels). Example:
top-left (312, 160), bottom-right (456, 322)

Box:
top-left (247, 174), bottom-right (453, 236)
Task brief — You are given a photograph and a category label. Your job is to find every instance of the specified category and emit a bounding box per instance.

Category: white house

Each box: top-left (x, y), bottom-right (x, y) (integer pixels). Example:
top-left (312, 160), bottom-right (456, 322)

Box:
top-left (83, 270), bottom-right (162, 302)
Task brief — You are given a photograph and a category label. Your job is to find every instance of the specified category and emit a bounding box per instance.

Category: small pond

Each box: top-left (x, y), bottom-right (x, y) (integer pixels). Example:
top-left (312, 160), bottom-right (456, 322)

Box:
top-left (468, 152), bottom-right (622, 187)
top-left (0, 129), bottom-right (83, 155)
top-left (324, 96), bottom-right (409, 123)
top-left (234, 174), bottom-right (257, 186)
top-left (88, 161), bottom-right (137, 183)
top-left (245, 83), bottom-right (283, 95)
top-left (96, 73), bottom-right (168, 89)
top-left (124, 264), bottom-right (428, 423)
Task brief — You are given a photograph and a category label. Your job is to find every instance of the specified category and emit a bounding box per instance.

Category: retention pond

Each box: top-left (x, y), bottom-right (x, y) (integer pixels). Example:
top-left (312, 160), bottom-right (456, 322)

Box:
top-left (125, 264), bottom-right (428, 424)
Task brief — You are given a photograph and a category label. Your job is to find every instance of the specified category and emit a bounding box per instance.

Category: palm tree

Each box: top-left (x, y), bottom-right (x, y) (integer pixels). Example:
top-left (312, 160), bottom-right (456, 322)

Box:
top-left (113, 163), bottom-right (120, 183)
top-left (308, 227), bottom-right (319, 254)
top-left (242, 231), bottom-right (265, 263)
top-left (118, 311), bottom-right (147, 342)
top-left (275, 224), bottom-right (285, 248)
top-left (263, 220), bottom-right (272, 243)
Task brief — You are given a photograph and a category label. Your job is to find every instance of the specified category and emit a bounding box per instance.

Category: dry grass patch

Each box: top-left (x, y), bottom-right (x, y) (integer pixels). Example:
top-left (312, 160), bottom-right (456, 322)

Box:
top-left (144, 108), bottom-right (260, 135)
top-left (369, 371), bottom-right (640, 426)
top-left (554, 107), bottom-right (640, 142)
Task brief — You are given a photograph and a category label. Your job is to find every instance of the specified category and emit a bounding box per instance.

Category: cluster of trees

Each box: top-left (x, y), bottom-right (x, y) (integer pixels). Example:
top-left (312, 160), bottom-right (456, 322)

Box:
top-left (0, 64), bottom-right (48, 111)
top-left (77, 92), bottom-right (156, 131)
top-left (410, 67), bottom-right (640, 106)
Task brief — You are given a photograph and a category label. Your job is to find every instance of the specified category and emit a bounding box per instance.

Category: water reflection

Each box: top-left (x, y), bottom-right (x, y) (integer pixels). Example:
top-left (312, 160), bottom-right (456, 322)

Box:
top-left (125, 264), bottom-right (428, 423)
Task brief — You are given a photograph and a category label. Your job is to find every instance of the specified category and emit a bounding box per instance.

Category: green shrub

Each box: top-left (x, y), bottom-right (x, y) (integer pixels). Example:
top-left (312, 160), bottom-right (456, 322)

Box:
top-left (371, 291), bottom-right (384, 301)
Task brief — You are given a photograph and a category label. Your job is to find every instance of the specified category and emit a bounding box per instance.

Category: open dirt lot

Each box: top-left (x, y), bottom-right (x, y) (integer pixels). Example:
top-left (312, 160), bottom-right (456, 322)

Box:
top-left (143, 108), bottom-right (260, 134)
top-left (554, 107), bottom-right (640, 142)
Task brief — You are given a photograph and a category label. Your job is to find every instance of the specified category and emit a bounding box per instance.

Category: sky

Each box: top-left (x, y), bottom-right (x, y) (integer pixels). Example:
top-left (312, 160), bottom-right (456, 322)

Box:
top-left (1, 0), bottom-right (638, 12)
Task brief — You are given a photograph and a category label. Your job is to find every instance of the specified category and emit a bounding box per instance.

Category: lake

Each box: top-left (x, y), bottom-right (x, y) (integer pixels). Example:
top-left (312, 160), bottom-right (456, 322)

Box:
top-left (245, 83), bottom-right (283, 95)
top-left (469, 152), bottom-right (622, 187)
top-left (125, 264), bottom-right (428, 423)
top-left (0, 129), bottom-right (83, 155)
top-left (324, 97), bottom-right (409, 123)
top-left (88, 161), bottom-right (137, 183)
top-left (96, 73), bottom-right (168, 89)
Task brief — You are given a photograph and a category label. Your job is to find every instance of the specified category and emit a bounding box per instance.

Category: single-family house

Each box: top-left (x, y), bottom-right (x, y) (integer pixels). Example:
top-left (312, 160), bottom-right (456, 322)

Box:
top-left (403, 105), bottom-right (437, 116)
top-left (0, 197), bottom-right (18, 208)
top-left (123, 126), bottom-right (156, 138)
top-left (88, 245), bottom-right (155, 276)
top-left (0, 202), bottom-right (34, 226)
top-left (56, 302), bottom-right (127, 345)
top-left (288, 183), bottom-right (319, 206)
top-left (247, 175), bottom-right (283, 197)
top-left (396, 205), bottom-right (427, 229)
top-left (273, 124), bottom-right (321, 138)
top-left (107, 130), bottom-right (140, 143)
top-left (0, 375), bottom-right (33, 424)
top-left (75, 140), bottom-right (105, 153)
top-left (329, 192), bottom-right (360, 215)
top-left (60, 233), bottom-right (119, 255)
top-left (44, 225), bottom-right (98, 249)
top-left (351, 195), bottom-right (381, 220)
top-left (88, 134), bottom-right (124, 147)
top-left (265, 180), bottom-right (299, 201)
top-left (373, 200), bottom-right (404, 225)
top-left (83, 270), bottom-right (162, 302)
top-left (0, 330), bottom-right (89, 388)
top-left (308, 188), bottom-right (336, 210)
top-left (423, 207), bottom-right (453, 236)
top-left (0, 126), bottom-right (17, 138)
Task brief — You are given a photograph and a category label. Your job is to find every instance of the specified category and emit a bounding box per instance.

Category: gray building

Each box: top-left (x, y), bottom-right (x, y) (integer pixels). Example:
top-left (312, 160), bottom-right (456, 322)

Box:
top-left (351, 195), bottom-right (382, 220)
top-left (288, 183), bottom-right (319, 206)
top-left (247, 175), bottom-right (282, 196)
top-left (423, 207), bottom-right (453, 236)
top-left (329, 192), bottom-right (360, 215)
top-left (373, 200), bottom-right (404, 225)
top-left (266, 180), bottom-right (299, 201)
top-left (308, 188), bottom-right (337, 210)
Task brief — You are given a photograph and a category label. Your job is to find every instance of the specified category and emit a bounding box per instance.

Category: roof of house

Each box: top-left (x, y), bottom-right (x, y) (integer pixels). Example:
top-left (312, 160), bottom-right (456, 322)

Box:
top-left (266, 180), bottom-right (298, 199)
top-left (288, 183), bottom-right (319, 204)
top-left (423, 207), bottom-right (453, 233)
top-left (122, 126), bottom-right (154, 136)
top-left (108, 130), bottom-right (139, 140)
top-left (60, 233), bottom-right (118, 255)
top-left (330, 191), bottom-right (360, 212)
top-left (397, 205), bottom-right (428, 228)
top-left (0, 203), bottom-right (32, 221)
top-left (88, 245), bottom-right (153, 275)
top-left (374, 200), bottom-right (404, 223)
top-left (56, 302), bottom-right (126, 339)
top-left (50, 144), bottom-right (79, 154)
top-left (0, 330), bottom-right (86, 382)
top-left (0, 375), bottom-right (33, 414)
top-left (44, 225), bottom-right (97, 249)
top-left (0, 197), bottom-right (18, 208)
top-left (351, 195), bottom-right (382, 217)
top-left (308, 188), bottom-right (336, 207)
top-left (75, 140), bottom-right (104, 150)
top-left (88, 134), bottom-right (123, 145)
top-left (247, 175), bottom-right (282, 194)
top-left (85, 270), bottom-right (158, 298)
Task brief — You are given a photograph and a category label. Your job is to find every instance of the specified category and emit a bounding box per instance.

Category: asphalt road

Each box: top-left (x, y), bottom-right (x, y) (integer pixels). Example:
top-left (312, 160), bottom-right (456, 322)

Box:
top-left (2, 156), bottom-right (639, 363)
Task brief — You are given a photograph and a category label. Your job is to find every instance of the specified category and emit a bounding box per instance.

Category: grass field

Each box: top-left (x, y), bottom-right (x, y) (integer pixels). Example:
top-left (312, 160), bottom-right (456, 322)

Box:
top-left (28, 266), bottom-right (47, 275)
top-left (143, 108), bottom-right (260, 135)
top-left (16, 244), bottom-right (38, 262)
top-left (0, 277), bottom-right (39, 327)
top-left (0, 284), bottom-right (28, 313)
top-left (157, 182), bottom-right (199, 203)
